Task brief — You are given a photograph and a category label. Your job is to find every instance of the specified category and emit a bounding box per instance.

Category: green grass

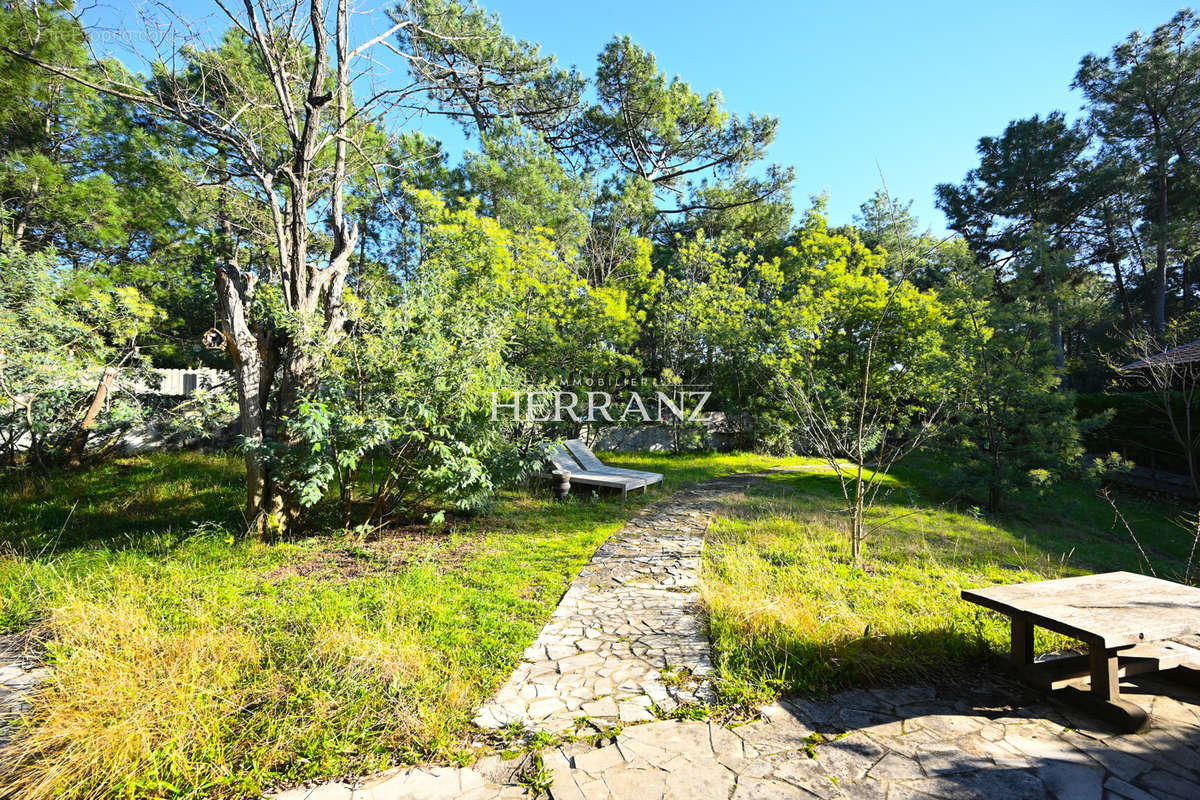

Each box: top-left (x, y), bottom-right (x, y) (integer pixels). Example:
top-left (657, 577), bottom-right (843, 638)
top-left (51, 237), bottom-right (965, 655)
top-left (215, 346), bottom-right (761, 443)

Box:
top-left (0, 449), bottom-right (796, 799)
top-left (703, 458), bottom-right (1196, 707)
top-left (597, 450), bottom-right (808, 492)
top-left (6, 448), bottom-right (1184, 796)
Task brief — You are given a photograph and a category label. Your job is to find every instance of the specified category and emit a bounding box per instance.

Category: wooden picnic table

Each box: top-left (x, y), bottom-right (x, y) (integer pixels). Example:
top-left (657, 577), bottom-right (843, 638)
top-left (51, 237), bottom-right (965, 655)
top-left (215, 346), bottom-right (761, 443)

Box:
top-left (962, 571), bottom-right (1200, 732)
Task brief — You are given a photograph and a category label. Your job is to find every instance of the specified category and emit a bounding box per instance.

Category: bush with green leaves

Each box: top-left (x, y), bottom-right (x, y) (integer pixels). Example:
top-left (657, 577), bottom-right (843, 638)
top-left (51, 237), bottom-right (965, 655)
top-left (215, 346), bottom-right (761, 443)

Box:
top-left (936, 245), bottom-right (1108, 512)
top-left (259, 191), bottom-right (569, 528)
top-left (0, 241), bottom-right (162, 468)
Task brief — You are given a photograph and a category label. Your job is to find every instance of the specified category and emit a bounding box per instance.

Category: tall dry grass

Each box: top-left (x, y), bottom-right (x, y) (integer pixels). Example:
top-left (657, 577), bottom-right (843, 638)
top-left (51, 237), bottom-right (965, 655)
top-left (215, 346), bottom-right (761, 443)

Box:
top-left (2, 593), bottom-right (263, 799)
top-left (0, 578), bottom-right (463, 800)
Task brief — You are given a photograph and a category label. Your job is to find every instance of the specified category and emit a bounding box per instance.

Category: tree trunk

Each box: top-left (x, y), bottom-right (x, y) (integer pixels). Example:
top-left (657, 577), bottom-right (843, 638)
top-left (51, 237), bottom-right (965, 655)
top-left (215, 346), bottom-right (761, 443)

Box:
top-left (1153, 164), bottom-right (1169, 335)
top-left (1045, 272), bottom-right (1066, 375)
top-left (216, 261), bottom-right (283, 537)
top-left (1113, 258), bottom-right (1134, 328)
top-left (987, 419), bottom-right (1003, 513)
top-left (1049, 315), bottom-right (1066, 373)
top-left (1185, 256), bottom-right (1195, 314)
top-left (66, 366), bottom-right (117, 467)
top-left (850, 475), bottom-right (865, 566)
top-left (13, 175), bottom-right (39, 244)
top-left (1104, 220), bottom-right (1135, 328)
top-left (273, 343), bottom-right (322, 529)
top-left (214, 161), bottom-right (286, 538)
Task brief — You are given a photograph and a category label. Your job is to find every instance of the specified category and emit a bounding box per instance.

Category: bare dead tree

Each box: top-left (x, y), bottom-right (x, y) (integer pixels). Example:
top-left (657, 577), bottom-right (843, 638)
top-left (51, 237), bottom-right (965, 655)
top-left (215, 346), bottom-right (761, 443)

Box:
top-left (1115, 327), bottom-right (1200, 496)
top-left (0, 0), bottom-right (462, 535)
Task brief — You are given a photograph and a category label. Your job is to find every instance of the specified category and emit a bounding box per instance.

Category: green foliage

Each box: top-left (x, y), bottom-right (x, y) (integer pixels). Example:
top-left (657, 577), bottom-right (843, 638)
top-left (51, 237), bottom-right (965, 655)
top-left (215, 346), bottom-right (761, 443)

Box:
top-left (769, 205), bottom-right (959, 459)
top-left (646, 231), bottom-right (786, 446)
top-left (852, 191), bottom-right (968, 289)
top-left (637, 201), bottom-right (959, 465)
top-left (1078, 385), bottom-right (1200, 476)
top-left (1074, 9), bottom-right (1200, 333)
top-left (0, 4), bottom-right (209, 367)
top-left (0, 241), bottom-right (163, 467)
top-left (0, 2), bottom-right (121, 252)
top-left (27, 1), bottom-right (1200, 533)
top-left (583, 36), bottom-right (792, 233)
top-left (404, 0), bottom-right (585, 146)
top-left (412, 188), bottom-right (641, 384)
top-left (258, 185), bottom-right (648, 523)
top-left (936, 113), bottom-right (1095, 260)
top-left (265, 190), bottom-right (536, 523)
top-left (937, 266), bottom-right (1089, 511)
top-left (933, 109), bottom-right (1136, 505)
top-left (582, 176), bottom-right (659, 289)
top-left (936, 113), bottom-right (1100, 375)
top-left (464, 121), bottom-right (591, 254)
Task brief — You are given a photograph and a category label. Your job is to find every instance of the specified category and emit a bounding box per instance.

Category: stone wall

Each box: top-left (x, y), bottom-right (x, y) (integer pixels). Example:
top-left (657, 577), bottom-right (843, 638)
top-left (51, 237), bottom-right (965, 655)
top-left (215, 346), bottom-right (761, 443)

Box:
top-left (582, 413), bottom-right (731, 452)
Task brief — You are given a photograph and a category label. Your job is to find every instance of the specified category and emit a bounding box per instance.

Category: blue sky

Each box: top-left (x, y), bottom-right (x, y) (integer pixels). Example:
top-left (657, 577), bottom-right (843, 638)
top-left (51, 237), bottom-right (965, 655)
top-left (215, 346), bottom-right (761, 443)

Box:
top-left (87, 0), bottom-right (1189, 233)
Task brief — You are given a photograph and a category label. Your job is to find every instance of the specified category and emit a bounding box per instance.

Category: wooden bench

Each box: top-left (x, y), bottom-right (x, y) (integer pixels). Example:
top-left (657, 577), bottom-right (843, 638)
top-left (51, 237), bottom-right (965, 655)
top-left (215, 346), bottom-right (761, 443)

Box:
top-left (962, 571), bottom-right (1200, 732)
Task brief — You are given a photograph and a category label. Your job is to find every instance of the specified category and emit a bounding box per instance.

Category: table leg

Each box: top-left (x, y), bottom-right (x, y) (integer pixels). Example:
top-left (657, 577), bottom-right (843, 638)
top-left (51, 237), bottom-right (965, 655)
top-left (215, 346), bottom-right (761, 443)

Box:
top-left (1089, 644), bottom-right (1120, 702)
top-left (1055, 641), bottom-right (1149, 733)
top-left (1011, 616), bottom-right (1034, 666)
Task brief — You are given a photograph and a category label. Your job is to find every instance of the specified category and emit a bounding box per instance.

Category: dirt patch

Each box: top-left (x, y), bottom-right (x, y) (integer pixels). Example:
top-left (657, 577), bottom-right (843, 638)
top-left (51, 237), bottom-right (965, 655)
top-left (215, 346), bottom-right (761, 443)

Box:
top-left (264, 521), bottom-right (478, 583)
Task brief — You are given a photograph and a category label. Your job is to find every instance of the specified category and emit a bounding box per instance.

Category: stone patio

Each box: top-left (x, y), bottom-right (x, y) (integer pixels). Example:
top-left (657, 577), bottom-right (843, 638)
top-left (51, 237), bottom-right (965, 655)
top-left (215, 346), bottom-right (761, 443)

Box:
top-left (0, 633), bottom-right (45, 751)
top-left (274, 672), bottom-right (1200, 800)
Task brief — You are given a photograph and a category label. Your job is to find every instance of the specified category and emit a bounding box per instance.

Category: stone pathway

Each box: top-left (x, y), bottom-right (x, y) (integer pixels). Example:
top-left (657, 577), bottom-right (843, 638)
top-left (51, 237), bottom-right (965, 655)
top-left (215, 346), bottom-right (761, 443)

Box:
top-left (0, 633), bottom-right (46, 750)
top-left (4, 475), bottom-right (1197, 800)
top-left (271, 475), bottom-right (1200, 800)
top-left (275, 673), bottom-right (1200, 800)
top-left (472, 475), bottom-right (755, 733)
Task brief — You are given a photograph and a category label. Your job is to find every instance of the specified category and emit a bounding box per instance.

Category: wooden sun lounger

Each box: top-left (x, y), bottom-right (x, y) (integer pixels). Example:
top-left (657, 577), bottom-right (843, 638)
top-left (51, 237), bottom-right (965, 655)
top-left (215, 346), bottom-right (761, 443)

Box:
top-left (563, 439), bottom-right (665, 487)
top-left (542, 443), bottom-right (660, 499)
top-left (962, 571), bottom-right (1200, 732)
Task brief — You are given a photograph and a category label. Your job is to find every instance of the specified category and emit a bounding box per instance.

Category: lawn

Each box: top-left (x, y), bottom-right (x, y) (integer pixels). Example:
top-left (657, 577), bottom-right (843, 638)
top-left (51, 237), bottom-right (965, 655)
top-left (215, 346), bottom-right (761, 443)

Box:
top-left (0, 449), bottom-right (794, 800)
top-left (1, 450), bottom-right (1189, 799)
top-left (702, 457), bottom-right (1195, 706)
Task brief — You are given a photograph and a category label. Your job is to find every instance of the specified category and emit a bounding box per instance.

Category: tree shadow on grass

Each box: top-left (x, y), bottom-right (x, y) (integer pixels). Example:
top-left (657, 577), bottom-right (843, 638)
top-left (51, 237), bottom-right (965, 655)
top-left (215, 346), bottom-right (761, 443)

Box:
top-left (0, 450), bottom-right (663, 559)
top-left (0, 451), bottom-right (244, 554)
top-left (742, 465), bottom-right (1188, 579)
top-left (714, 628), bottom-right (999, 700)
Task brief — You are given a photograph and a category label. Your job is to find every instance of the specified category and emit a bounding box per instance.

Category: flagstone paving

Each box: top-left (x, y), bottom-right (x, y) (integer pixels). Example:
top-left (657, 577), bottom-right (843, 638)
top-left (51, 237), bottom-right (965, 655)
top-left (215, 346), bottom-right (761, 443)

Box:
top-left (272, 475), bottom-right (1200, 800)
top-left (472, 474), bottom-right (757, 733)
top-left (0, 633), bottom-right (46, 750)
top-left (274, 673), bottom-right (1200, 800)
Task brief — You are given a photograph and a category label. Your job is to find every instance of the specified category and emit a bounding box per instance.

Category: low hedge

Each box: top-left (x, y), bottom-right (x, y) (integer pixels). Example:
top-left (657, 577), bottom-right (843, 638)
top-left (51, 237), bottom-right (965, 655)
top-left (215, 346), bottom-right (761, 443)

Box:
top-left (1077, 391), bottom-right (1195, 473)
